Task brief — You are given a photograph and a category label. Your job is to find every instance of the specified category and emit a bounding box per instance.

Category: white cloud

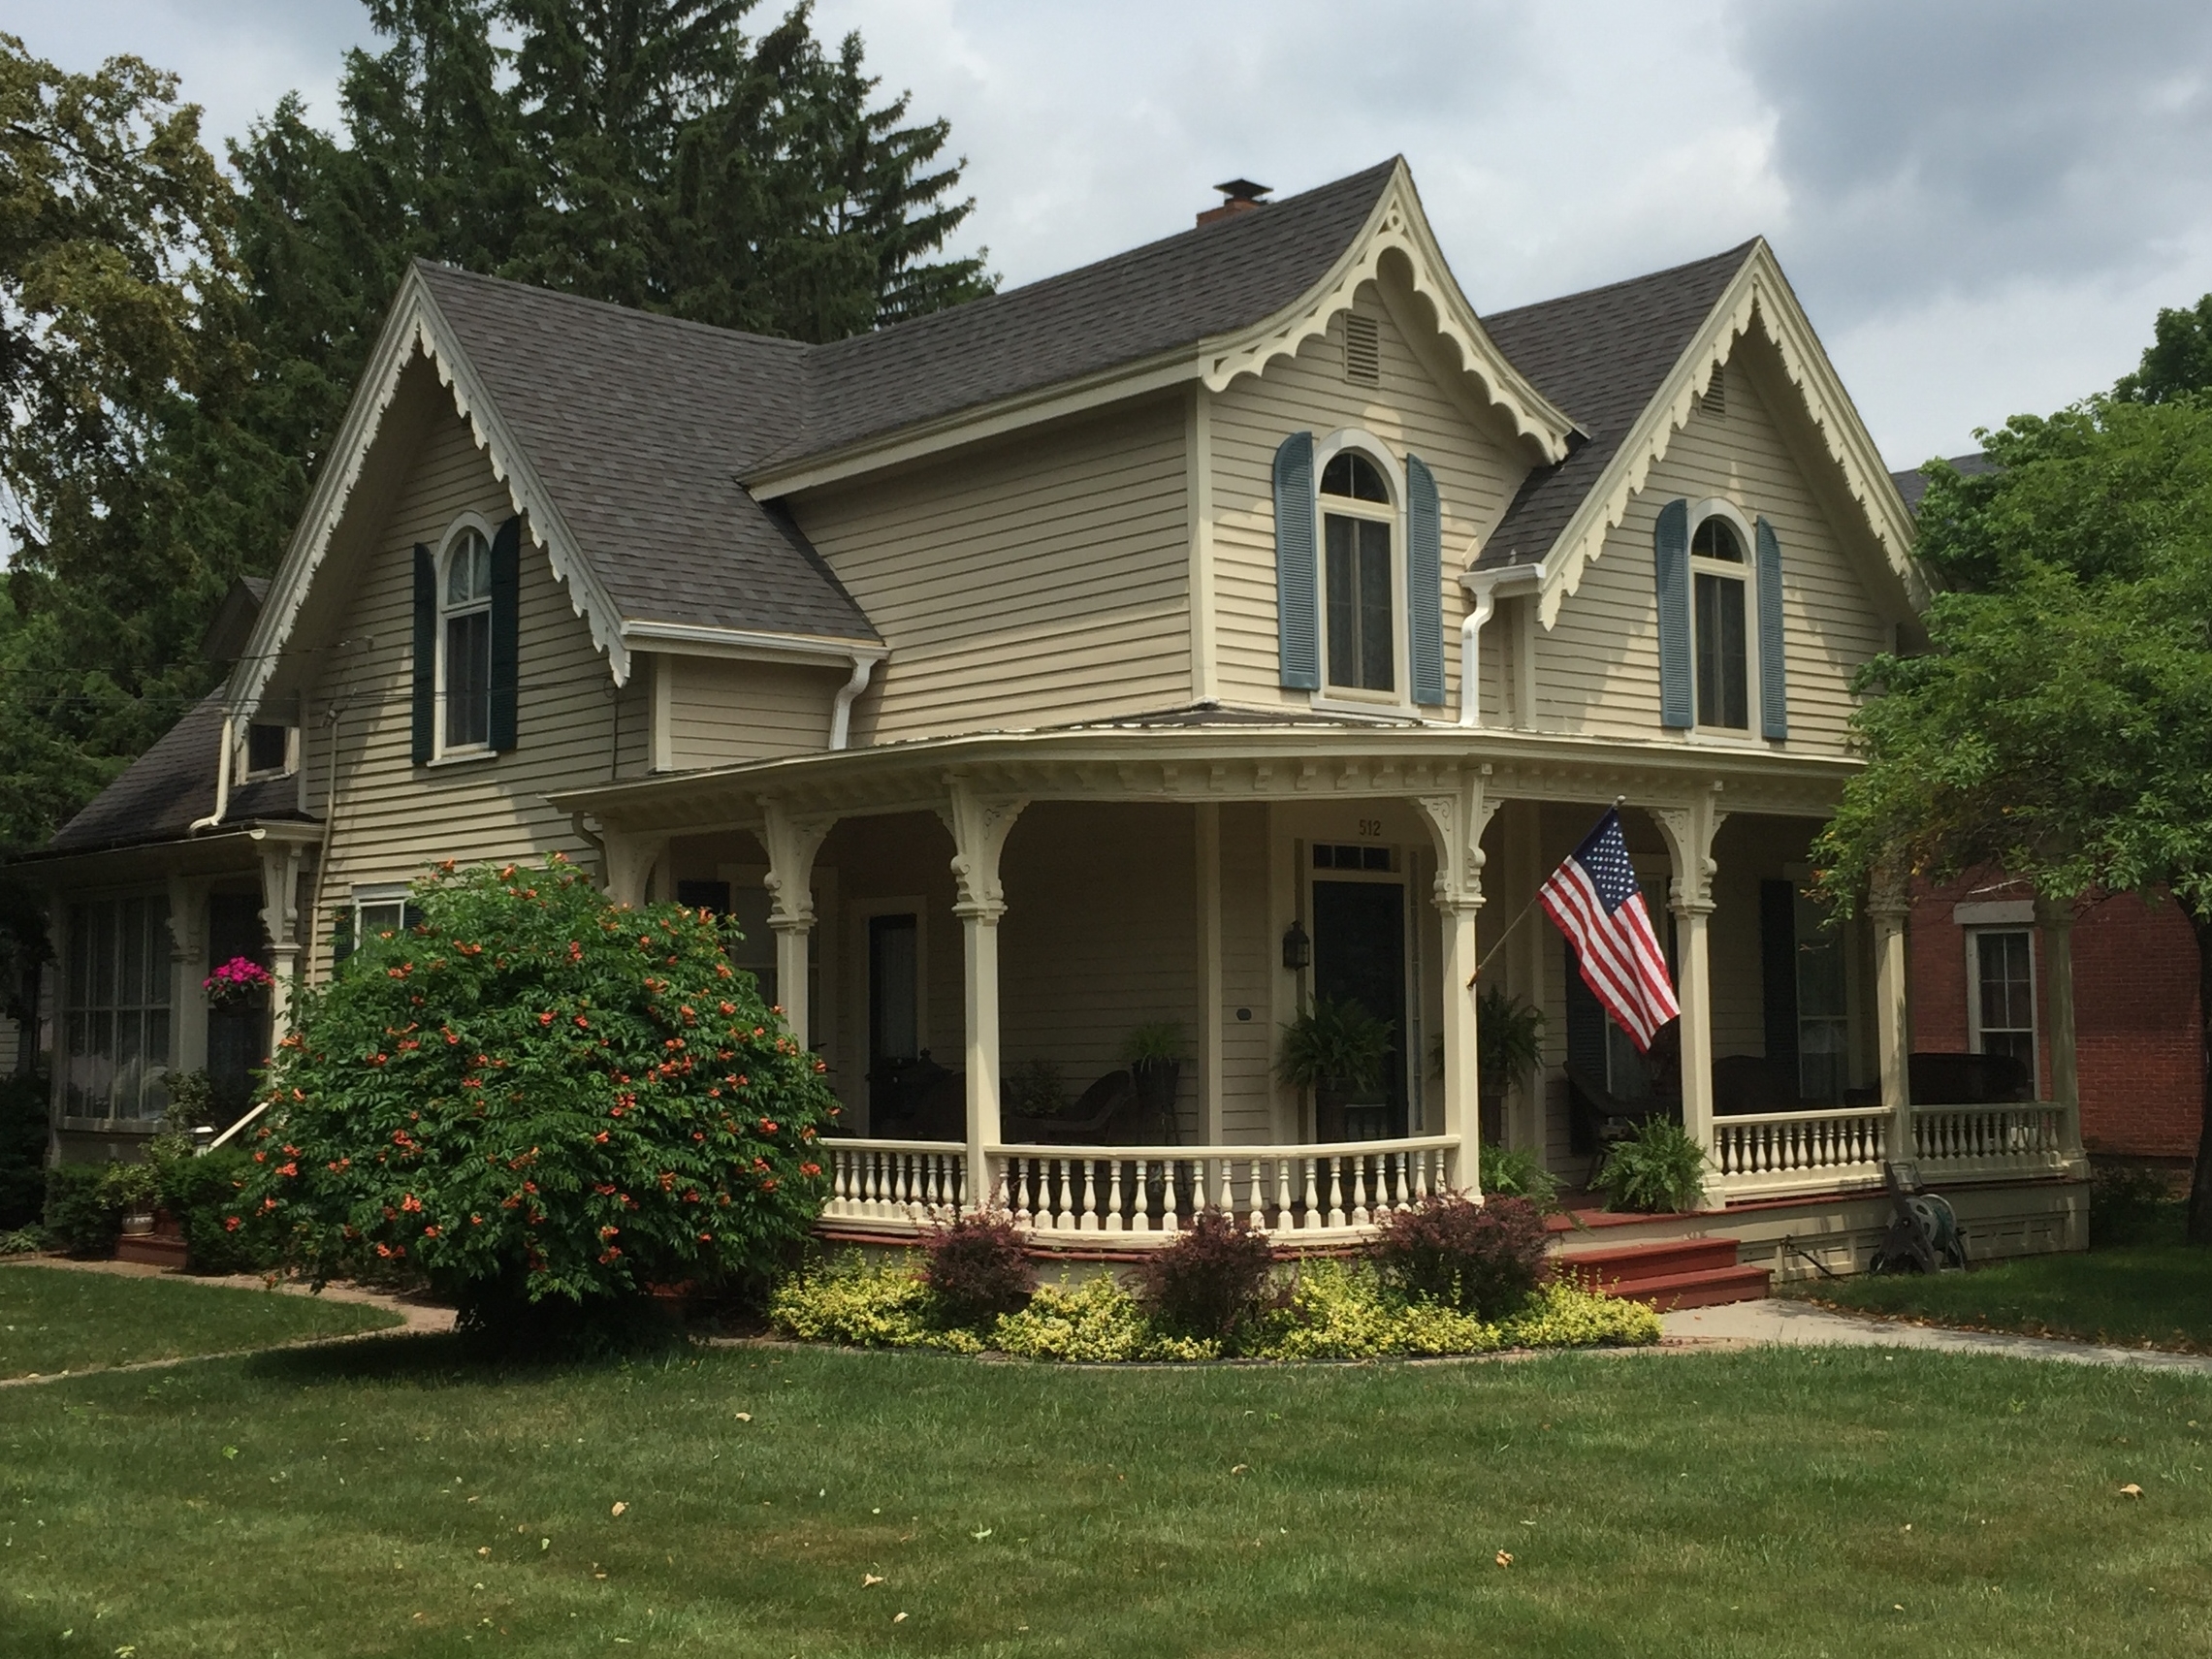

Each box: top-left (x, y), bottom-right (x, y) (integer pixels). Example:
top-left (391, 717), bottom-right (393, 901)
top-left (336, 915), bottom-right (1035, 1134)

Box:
top-left (7, 0), bottom-right (2212, 464)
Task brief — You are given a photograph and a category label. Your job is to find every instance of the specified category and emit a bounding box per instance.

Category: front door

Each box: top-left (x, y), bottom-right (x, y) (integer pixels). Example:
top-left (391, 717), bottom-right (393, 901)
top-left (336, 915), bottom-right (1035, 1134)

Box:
top-left (1311, 847), bottom-right (1408, 1140)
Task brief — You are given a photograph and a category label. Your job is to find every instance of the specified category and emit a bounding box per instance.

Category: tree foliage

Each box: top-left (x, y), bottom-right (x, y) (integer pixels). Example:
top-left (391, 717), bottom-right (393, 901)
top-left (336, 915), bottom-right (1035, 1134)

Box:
top-left (1814, 395), bottom-right (2212, 1240)
top-left (2116, 292), bottom-right (2212, 404)
top-left (234, 857), bottom-right (839, 1319)
top-left (0, 5), bottom-right (990, 857)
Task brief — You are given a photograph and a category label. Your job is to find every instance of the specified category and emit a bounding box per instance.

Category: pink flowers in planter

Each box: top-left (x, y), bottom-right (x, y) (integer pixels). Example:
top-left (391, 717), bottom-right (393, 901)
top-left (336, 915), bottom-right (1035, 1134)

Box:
top-left (204, 955), bottom-right (274, 1008)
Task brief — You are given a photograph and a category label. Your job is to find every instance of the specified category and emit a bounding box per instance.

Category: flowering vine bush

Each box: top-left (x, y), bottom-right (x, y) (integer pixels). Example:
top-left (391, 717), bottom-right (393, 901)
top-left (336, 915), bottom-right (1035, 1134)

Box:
top-left (230, 855), bottom-right (838, 1319)
top-left (203, 955), bottom-right (273, 1008)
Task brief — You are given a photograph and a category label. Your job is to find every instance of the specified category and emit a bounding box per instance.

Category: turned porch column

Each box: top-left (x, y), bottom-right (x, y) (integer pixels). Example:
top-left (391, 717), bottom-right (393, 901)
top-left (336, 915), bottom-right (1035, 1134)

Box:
top-left (1870, 874), bottom-right (1913, 1164)
top-left (2036, 893), bottom-right (2084, 1154)
top-left (1652, 788), bottom-right (1726, 1208)
top-left (254, 837), bottom-right (305, 1040)
top-left (1415, 768), bottom-right (1498, 1197)
top-left (759, 799), bottom-right (834, 1049)
top-left (939, 777), bottom-right (1027, 1213)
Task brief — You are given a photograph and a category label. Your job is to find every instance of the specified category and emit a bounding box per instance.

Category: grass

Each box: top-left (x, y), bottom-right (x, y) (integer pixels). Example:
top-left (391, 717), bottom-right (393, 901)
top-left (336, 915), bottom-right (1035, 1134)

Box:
top-left (1785, 1212), bottom-right (2212, 1354)
top-left (0, 1262), bottom-right (401, 1379)
top-left (2, 1328), bottom-right (2211, 1655)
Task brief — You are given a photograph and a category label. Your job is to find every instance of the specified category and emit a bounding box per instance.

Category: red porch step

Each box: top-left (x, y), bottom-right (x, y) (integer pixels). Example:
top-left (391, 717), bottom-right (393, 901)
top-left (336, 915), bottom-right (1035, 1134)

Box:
top-left (114, 1233), bottom-right (188, 1269)
top-left (1557, 1236), bottom-right (1770, 1310)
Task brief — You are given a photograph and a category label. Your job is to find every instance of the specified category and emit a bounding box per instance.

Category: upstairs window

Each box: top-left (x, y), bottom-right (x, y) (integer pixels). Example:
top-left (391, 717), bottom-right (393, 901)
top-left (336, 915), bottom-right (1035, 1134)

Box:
top-left (440, 527), bottom-right (494, 751)
top-left (245, 722), bottom-right (290, 777)
top-left (1690, 514), bottom-right (1748, 729)
top-left (1319, 451), bottom-right (1395, 693)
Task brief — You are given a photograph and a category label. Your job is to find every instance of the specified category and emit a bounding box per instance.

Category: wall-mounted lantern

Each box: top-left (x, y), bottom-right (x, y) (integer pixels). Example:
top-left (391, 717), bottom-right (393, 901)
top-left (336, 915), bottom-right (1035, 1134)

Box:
top-left (1281, 918), bottom-right (1311, 973)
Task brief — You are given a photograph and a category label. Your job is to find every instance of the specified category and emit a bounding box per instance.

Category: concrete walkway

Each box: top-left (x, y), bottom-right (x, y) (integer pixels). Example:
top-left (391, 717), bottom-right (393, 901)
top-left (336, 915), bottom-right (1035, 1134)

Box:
top-left (1661, 1297), bottom-right (2212, 1375)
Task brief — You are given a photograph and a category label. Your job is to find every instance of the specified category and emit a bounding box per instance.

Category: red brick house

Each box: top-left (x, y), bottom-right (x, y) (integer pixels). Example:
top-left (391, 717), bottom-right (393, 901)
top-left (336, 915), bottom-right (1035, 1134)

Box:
top-left (1894, 458), bottom-right (2202, 1170)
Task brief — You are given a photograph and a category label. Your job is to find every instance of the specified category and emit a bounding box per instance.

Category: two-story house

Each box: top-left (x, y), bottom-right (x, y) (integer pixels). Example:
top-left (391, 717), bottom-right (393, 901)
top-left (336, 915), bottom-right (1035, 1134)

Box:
top-left (23, 160), bottom-right (2086, 1278)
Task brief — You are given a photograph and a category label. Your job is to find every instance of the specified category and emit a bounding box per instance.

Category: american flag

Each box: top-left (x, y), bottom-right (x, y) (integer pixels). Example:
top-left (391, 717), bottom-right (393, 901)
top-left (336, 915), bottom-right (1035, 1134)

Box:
top-left (1539, 810), bottom-right (1680, 1051)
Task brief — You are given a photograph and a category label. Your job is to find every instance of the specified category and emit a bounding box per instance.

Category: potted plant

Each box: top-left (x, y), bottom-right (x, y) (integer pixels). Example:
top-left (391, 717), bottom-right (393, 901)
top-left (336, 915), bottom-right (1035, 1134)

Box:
top-left (1477, 986), bottom-right (1547, 1146)
top-left (203, 955), bottom-right (273, 1009)
top-left (1276, 998), bottom-right (1393, 1141)
top-left (1123, 1022), bottom-right (1184, 1143)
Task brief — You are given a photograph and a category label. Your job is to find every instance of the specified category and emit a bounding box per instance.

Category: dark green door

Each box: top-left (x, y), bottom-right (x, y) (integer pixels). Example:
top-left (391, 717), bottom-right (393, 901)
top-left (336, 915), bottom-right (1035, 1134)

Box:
top-left (1311, 878), bottom-right (1407, 1138)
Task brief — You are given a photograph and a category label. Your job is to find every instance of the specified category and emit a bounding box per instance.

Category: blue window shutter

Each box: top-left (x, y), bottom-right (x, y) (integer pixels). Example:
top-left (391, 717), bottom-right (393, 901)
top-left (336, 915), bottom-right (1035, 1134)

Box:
top-left (1754, 516), bottom-right (1787, 741)
top-left (1653, 499), bottom-right (1692, 728)
top-left (410, 544), bottom-right (435, 764)
top-left (1273, 431), bottom-right (1319, 690)
top-left (489, 515), bottom-right (522, 751)
top-left (1405, 453), bottom-right (1444, 707)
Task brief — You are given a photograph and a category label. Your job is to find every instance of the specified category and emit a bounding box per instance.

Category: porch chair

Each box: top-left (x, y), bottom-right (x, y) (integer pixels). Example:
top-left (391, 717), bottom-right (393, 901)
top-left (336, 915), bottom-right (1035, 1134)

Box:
top-left (1565, 1065), bottom-right (1674, 1188)
top-left (1001, 1068), bottom-right (1143, 1145)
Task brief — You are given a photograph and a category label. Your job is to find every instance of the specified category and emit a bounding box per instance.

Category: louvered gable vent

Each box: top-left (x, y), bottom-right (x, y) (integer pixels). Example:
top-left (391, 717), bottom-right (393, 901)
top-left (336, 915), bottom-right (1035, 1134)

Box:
top-left (1700, 367), bottom-right (1726, 420)
top-left (1343, 314), bottom-right (1381, 385)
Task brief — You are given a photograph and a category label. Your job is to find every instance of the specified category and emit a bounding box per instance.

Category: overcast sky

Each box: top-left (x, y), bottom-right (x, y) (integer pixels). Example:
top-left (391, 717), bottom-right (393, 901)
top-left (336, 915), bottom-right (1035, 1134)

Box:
top-left (11, 0), bottom-right (2212, 468)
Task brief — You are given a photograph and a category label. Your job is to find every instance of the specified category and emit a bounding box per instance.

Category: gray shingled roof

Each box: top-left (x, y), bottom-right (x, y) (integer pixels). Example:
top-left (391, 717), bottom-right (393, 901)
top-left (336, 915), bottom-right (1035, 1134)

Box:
top-left (1890, 452), bottom-right (1998, 515)
top-left (417, 266), bottom-right (877, 642)
top-left (1475, 242), bottom-right (1756, 568)
top-left (42, 692), bottom-right (313, 856)
top-left (413, 161), bottom-right (1401, 643)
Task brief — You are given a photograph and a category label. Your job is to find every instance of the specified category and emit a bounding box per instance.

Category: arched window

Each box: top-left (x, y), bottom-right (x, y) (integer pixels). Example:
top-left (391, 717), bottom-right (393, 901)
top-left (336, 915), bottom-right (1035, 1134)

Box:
top-left (440, 526), bottom-right (494, 750)
top-left (1688, 512), bottom-right (1748, 729)
top-left (1318, 450), bottom-right (1395, 692)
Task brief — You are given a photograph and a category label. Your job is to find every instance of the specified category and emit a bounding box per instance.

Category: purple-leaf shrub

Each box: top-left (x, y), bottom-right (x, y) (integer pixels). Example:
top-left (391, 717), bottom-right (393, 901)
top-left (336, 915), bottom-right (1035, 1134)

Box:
top-left (1370, 1193), bottom-right (1551, 1317)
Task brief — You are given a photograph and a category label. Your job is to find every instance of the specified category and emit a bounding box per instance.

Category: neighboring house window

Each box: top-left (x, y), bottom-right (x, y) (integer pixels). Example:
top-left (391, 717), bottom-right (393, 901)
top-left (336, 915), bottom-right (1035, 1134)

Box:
top-left (64, 894), bottom-right (172, 1119)
top-left (1319, 450), bottom-right (1395, 693)
top-left (245, 722), bottom-right (291, 777)
top-left (440, 527), bottom-right (494, 751)
top-left (1969, 928), bottom-right (2037, 1083)
top-left (1690, 513), bottom-right (1749, 729)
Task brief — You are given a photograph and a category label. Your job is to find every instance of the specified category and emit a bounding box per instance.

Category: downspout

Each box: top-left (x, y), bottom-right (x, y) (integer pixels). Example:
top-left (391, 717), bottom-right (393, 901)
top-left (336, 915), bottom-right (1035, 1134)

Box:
top-left (828, 653), bottom-right (879, 751)
top-left (188, 709), bottom-right (235, 834)
top-left (1458, 590), bottom-right (1494, 728)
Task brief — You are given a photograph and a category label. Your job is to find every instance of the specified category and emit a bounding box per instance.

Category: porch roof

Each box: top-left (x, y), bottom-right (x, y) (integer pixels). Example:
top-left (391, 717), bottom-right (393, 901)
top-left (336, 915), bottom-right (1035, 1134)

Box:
top-left (549, 713), bottom-right (1860, 833)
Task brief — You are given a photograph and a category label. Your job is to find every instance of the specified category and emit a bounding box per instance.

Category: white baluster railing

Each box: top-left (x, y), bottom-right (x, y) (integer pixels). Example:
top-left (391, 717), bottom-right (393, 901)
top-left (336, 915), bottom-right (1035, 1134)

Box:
top-left (821, 1138), bottom-right (968, 1233)
top-left (1911, 1101), bottom-right (2075, 1179)
top-left (1711, 1106), bottom-right (1890, 1199)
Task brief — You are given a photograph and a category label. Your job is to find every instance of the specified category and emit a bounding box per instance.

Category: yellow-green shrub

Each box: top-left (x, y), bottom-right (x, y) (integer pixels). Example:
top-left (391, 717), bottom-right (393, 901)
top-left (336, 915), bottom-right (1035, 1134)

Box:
top-left (1499, 1279), bottom-right (1662, 1348)
top-left (768, 1255), bottom-right (980, 1353)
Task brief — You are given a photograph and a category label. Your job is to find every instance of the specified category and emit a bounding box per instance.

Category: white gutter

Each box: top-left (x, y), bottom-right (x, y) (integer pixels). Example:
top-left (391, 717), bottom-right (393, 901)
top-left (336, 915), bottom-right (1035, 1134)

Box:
top-left (1457, 562), bottom-right (1541, 730)
top-left (188, 711), bottom-right (235, 834)
top-left (828, 654), bottom-right (879, 751)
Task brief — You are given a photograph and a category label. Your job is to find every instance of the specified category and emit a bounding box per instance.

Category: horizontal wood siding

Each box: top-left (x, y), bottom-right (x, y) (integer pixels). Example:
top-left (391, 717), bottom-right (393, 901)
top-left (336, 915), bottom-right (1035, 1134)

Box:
top-left (1539, 355), bottom-right (1890, 752)
top-left (1210, 287), bottom-right (1526, 712)
top-left (299, 405), bottom-right (620, 975)
top-left (794, 400), bottom-right (1191, 742)
top-left (664, 655), bottom-right (843, 768)
top-left (1217, 803), bottom-right (1277, 1142)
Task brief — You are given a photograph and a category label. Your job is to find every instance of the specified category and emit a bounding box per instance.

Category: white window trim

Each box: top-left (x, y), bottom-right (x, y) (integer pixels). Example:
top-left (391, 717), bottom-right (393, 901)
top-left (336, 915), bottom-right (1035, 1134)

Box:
top-left (1683, 496), bottom-right (1764, 742)
top-left (434, 513), bottom-right (498, 761)
top-left (1964, 924), bottom-right (2039, 1097)
top-left (240, 719), bottom-right (298, 782)
top-left (1309, 429), bottom-right (1415, 715)
top-left (352, 881), bottom-right (410, 945)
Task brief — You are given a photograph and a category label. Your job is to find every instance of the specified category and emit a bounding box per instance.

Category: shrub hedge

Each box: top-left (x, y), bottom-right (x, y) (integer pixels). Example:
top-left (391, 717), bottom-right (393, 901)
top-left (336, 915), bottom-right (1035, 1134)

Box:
top-left (231, 856), bottom-right (839, 1324)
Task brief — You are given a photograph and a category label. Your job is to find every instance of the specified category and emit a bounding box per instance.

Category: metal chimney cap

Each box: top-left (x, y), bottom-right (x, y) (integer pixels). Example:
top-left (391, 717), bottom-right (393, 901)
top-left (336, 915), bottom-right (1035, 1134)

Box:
top-left (1212, 178), bottom-right (1271, 203)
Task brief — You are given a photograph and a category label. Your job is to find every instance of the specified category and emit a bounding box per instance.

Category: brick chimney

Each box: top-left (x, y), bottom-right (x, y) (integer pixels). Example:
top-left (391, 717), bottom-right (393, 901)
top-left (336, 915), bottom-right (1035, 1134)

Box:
top-left (1197, 178), bottom-right (1271, 227)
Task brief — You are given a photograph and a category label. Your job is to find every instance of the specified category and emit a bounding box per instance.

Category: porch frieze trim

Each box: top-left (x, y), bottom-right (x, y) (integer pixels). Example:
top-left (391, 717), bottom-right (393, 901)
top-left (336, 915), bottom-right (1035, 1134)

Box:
top-left (555, 728), bottom-right (1848, 834)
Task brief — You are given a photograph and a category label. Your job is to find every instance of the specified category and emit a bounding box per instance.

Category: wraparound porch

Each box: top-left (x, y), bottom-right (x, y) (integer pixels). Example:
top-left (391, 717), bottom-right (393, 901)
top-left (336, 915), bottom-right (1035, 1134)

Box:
top-left (548, 720), bottom-right (2089, 1254)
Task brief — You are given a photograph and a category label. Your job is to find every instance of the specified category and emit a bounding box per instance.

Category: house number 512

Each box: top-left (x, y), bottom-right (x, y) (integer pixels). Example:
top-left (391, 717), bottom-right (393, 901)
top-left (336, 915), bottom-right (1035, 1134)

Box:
top-left (1357, 819), bottom-right (1384, 838)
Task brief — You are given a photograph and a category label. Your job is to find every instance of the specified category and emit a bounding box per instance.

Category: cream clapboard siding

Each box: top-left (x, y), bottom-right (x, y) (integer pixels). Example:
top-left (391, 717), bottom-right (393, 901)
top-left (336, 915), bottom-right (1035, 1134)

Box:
top-left (1210, 287), bottom-right (1527, 711)
top-left (661, 654), bottom-right (843, 768)
top-left (1536, 355), bottom-right (1890, 751)
top-left (793, 399), bottom-right (1190, 743)
top-left (300, 405), bottom-right (621, 975)
top-left (1217, 804), bottom-right (1277, 1142)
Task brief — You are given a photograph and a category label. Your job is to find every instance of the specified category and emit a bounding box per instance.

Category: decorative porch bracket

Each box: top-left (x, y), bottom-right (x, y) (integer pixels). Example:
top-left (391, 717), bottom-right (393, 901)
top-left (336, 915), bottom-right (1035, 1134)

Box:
top-left (759, 798), bottom-right (836, 1048)
top-left (601, 829), bottom-right (668, 909)
top-left (937, 776), bottom-right (1028, 1213)
top-left (1651, 784), bottom-right (1727, 1208)
top-left (1413, 765), bottom-right (1497, 1198)
top-left (1868, 869), bottom-right (1912, 1163)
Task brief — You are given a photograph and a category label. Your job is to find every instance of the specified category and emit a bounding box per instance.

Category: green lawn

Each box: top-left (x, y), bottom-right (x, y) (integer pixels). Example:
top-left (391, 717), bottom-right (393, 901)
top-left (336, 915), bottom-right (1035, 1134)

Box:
top-left (1784, 1223), bottom-right (2212, 1353)
top-left (3, 1331), bottom-right (2210, 1656)
top-left (0, 1262), bottom-right (402, 1379)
